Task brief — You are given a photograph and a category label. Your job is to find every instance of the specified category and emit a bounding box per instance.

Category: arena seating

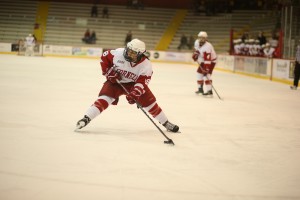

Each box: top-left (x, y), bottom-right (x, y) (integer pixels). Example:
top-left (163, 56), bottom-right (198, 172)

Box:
top-left (0, 0), bottom-right (280, 54)
top-left (45, 2), bottom-right (176, 50)
top-left (168, 10), bottom-right (276, 53)
top-left (0, 0), bottom-right (37, 43)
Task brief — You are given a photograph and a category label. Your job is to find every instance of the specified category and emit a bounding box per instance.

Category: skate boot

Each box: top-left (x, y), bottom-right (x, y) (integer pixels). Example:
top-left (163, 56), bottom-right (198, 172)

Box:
top-left (195, 87), bottom-right (204, 94)
top-left (163, 121), bottom-right (179, 133)
top-left (290, 85), bottom-right (297, 90)
top-left (203, 90), bottom-right (213, 96)
top-left (76, 115), bottom-right (91, 130)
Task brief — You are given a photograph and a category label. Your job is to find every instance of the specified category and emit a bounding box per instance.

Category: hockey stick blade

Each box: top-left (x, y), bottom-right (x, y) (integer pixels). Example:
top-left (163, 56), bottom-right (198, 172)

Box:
top-left (164, 139), bottom-right (175, 145)
top-left (166, 130), bottom-right (181, 133)
top-left (116, 79), bottom-right (175, 145)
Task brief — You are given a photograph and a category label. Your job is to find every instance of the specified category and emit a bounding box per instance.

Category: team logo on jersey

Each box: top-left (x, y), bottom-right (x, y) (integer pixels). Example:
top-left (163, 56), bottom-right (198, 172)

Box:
top-left (102, 51), bottom-right (109, 56)
top-left (145, 78), bottom-right (150, 85)
top-left (117, 60), bottom-right (125, 64)
top-left (116, 69), bottom-right (138, 81)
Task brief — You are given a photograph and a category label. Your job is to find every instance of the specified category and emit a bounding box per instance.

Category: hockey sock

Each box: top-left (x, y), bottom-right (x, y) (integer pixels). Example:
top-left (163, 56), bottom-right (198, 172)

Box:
top-left (205, 79), bottom-right (212, 91)
top-left (196, 72), bottom-right (204, 89)
top-left (85, 105), bottom-right (100, 120)
top-left (197, 80), bottom-right (204, 89)
top-left (94, 98), bottom-right (109, 112)
top-left (86, 96), bottom-right (114, 120)
top-left (144, 102), bottom-right (168, 124)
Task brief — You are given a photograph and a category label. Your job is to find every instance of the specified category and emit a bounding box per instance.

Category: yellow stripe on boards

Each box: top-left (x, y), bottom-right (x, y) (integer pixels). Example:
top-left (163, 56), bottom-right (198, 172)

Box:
top-left (155, 10), bottom-right (187, 50)
top-left (34, 2), bottom-right (49, 42)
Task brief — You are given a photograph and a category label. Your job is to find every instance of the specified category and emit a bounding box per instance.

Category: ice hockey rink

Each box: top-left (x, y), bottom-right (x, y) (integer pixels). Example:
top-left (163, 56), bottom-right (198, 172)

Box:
top-left (0, 54), bottom-right (299, 200)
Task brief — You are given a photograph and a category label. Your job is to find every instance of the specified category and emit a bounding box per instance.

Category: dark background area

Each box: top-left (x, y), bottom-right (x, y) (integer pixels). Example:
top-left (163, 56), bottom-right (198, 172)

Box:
top-left (36, 0), bottom-right (194, 9)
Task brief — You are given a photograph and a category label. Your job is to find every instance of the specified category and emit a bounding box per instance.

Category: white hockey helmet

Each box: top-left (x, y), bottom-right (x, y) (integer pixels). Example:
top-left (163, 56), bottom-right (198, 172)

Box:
top-left (28, 33), bottom-right (32, 37)
top-left (124, 38), bottom-right (146, 62)
top-left (198, 31), bottom-right (208, 38)
top-left (126, 39), bottom-right (146, 53)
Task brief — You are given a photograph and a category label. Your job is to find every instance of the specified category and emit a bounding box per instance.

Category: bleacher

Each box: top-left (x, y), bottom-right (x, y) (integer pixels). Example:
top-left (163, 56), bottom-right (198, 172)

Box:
top-left (168, 9), bottom-right (276, 54)
top-left (45, 2), bottom-right (176, 50)
top-left (0, 0), bottom-right (37, 43)
top-left (243, 11), bottom-right (278, 42)
top-left (0, 0), bottom-right (282, 54)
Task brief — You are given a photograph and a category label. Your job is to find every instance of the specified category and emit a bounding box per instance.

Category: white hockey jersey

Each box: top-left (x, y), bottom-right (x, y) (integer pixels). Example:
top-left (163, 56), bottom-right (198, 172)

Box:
top-left (234, 43), bottom-right (243, 55)
top-left (194, 40), bottom-right (217, 64)
top-left (25, 36), bottom-right (35, 47)
top-left (263, 47), bottom-right (275, 58)
top-left (100, 48), bottom-right (152, 87)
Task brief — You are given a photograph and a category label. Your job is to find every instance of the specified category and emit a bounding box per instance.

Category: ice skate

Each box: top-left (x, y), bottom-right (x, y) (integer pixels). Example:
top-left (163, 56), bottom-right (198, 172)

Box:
top-left (203, 90), bottom-right (213, 97)
top-left (290, 86), bottom-right (297, 90)
top-left (75, 115), bottom-right (91, 131)
top-left (163, 121), bottom-right (179, 133)
top-left (195, 87), bottom-right (204, 94)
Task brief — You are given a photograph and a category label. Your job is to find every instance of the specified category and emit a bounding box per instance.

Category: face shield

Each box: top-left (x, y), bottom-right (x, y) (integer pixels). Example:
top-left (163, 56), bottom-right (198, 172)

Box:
top-left (123, 39), bottom-right (146, 63)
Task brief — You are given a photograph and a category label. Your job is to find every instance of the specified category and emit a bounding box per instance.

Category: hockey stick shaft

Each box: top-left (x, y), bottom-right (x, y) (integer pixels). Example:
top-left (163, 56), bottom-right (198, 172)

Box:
top-left (116, 80), bottom-right (174, 144)
top-left (211, 84), bottom-right (222, 100)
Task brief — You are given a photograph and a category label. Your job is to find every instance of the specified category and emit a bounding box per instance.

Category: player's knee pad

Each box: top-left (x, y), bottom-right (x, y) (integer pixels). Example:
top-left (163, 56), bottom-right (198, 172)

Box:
top-left (205, 80), bottom-right (212, 85)
top-left (144, 102), bottom-right (162, 117)
top-left (93, 95), bottom-right (114, 112)
top-left (197, 80), bottom-right (204, 85)
top-left (94, 99), bottom-right (108, 112)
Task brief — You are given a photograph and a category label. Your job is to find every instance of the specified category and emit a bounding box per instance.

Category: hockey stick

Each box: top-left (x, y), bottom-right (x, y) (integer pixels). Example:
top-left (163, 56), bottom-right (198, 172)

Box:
top-left (209, 81), bottom-right (223, 100)
top-left (116, 79), bottom-right (175, 145)
top-left (198, 65), bottom-right (223, 100)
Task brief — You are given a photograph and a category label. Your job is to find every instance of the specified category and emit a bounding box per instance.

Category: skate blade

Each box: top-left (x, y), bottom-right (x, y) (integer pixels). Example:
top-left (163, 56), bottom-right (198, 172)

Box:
top-left (74, 125), bottom-right (83, 132)
top-left (195, 92), bottom-right (203, 95)
top-left (166, 130), bottom-right (181, 133)
top-left (203, 94), bottom-right (213, 98)
top-left (74, 128), bottom-right (81, 132)
top-left (74, 121), bottom-right (86, 132)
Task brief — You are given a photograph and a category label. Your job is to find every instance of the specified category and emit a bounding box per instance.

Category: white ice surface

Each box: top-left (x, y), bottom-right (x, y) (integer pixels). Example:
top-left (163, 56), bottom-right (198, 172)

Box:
top-left (0, 54), bottom-right (300, 200)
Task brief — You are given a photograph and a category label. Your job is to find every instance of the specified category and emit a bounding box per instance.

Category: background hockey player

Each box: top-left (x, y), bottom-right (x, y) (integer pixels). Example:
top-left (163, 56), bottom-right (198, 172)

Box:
top-left (76, 39), bottom-right (179, 133)
top-left (24, 33), bottom-right (35, 56)
top-left (233, 39), bottom-right (242, 55)
top-left (263, 43), bottom-right (275, 58)
top-left (192, 31), bottom-right (217, 96)
top-left (290, 39), bottom-right (300, 90)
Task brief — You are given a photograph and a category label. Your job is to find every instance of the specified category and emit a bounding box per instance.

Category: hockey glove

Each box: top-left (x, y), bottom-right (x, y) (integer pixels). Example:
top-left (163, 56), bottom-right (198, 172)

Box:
top-left (126, 85), bottom-right (144, 104)
top-left (201, 64), bottom-right (210, 76)
top-left (192, 50), bottom-right (200, 61)
top-left (202, 68), bottom-right (209, 76)
top-left (106, 68), bottom-right (121, 83)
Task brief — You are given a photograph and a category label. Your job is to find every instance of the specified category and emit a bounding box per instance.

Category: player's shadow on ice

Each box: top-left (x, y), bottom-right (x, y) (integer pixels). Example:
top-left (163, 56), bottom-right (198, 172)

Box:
top-left (73, 128), bottom-right (133, 136)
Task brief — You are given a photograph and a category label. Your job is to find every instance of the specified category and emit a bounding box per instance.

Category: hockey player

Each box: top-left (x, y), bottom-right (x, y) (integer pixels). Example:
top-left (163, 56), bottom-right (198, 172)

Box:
top-left (243, 39), bottom-right (250, 56)
top-left (248, 39), bottom-right (256, 56)
top-left (233, 39), bottom-right (243, 55)
top-left (76, 39), bottom-right (179, 133)
top-left (290, 39), bottom-right (300, 90)
top-left (263, 43), bottom-right (275, 58)
top-left (24, 34), bottom-right (35, 56)
top-left (254, 39), bottom-right (262, 57)
top-left (192, 31), bottom-right (217, 96)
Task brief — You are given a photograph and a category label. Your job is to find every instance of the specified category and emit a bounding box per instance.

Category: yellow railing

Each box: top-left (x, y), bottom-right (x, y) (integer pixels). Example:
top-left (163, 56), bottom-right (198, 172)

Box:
top-left (34, 2), bottom-right (49, 42)
top-left (155, 9), bottom-right (187, 50)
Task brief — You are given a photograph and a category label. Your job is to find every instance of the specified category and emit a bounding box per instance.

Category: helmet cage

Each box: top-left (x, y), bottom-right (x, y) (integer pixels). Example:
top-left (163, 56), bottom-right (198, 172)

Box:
top-left (123, 47), bottom-right (145, 62)
top-left (123, 39), bottom-right (146, 63)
